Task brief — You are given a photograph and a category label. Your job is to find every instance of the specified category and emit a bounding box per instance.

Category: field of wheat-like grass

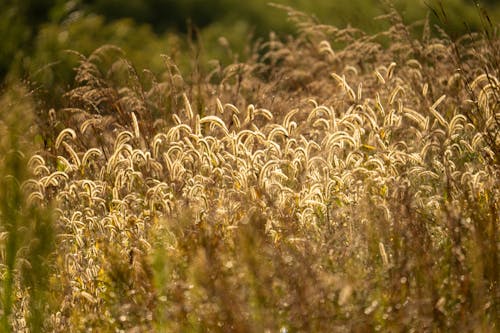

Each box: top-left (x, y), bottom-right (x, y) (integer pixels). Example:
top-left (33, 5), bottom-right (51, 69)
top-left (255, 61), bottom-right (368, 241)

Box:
top-left (1, 6), bottom-right (498, 332)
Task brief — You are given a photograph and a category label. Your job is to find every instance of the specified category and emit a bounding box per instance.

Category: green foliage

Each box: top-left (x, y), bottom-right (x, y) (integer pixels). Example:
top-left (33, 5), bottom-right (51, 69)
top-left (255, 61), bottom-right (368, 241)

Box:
top-left (0, 3), bottom-right (31, 79)
top-left (18, 14), bottom-right (183, 107)
top-left (83, 0), bottom-right (500, 36)
top-left (2, 0), bottom-right (500, 113)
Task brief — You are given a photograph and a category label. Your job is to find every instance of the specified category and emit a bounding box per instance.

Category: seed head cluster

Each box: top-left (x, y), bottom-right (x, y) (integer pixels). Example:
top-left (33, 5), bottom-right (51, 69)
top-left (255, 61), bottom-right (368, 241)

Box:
top-left (2, 6), bottom-right (498, 332)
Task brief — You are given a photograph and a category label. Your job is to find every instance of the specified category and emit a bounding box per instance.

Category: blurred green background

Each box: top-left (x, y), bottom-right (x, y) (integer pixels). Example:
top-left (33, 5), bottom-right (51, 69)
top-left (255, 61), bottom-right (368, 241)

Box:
top-left (1, 0), bottom-right (498, 104)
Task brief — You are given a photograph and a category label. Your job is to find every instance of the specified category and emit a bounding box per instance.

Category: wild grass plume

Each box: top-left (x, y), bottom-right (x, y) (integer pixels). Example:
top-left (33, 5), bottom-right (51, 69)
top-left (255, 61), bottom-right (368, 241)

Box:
top-left (1, 4), bottom-right (498, 332)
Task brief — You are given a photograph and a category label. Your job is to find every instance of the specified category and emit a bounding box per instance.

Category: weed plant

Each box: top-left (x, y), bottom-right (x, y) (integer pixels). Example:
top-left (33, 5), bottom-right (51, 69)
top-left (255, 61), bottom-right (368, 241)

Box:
top-left (1, 4), bottom-right (498, 332)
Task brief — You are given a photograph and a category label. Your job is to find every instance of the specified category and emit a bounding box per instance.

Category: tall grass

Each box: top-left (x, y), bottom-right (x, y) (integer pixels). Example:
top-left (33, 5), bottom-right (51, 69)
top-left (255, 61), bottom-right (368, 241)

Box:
top-left (0, 85), bottom-right (56, 332)
top-left (2, 4), bottom-right (498, 332)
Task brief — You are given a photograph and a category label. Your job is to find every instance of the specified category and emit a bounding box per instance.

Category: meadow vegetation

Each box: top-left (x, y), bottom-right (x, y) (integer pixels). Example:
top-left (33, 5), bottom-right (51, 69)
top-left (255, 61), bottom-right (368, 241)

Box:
top-left (0, 2), bottom-right (499, 332)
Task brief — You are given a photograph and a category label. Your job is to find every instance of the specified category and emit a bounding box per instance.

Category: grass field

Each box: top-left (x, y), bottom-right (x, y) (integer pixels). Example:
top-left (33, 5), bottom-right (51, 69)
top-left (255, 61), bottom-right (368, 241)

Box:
top-left (0, 3), bottom-right (498, 332)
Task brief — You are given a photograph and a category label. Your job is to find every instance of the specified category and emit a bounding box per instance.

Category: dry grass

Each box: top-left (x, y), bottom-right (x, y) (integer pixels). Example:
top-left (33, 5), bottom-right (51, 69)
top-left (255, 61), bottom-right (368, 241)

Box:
top-left (1, 6), bottom-right (499, 332)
